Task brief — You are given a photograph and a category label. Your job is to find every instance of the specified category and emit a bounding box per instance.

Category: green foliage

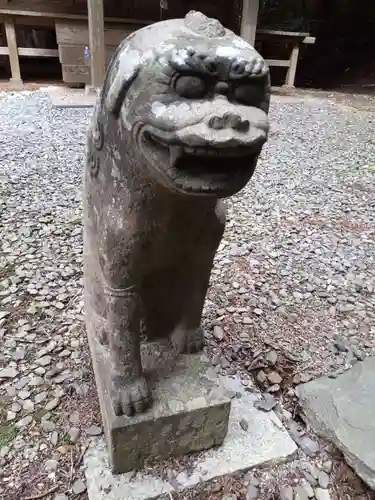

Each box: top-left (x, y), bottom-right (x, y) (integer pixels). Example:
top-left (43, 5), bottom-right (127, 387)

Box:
top-left (0, 402), bottom-right (18, 448)
top-left (0, 424), bottom-right (18, 448)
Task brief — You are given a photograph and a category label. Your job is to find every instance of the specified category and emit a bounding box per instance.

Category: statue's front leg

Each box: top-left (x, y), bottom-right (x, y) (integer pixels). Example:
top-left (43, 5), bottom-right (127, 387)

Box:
top-left (182, 206), bottom-right (226, 354)
top-left (105, 284), bottom-right (151, 417)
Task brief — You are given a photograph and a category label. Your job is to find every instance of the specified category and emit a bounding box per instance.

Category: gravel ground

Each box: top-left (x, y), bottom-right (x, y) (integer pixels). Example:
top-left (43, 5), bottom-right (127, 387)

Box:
top-left (0, 90), bottom-right (374, 500)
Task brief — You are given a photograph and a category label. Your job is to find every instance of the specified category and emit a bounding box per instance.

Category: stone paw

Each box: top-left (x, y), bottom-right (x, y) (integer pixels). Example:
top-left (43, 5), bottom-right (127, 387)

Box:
top-left (183, 327), bottom-right (204, 354)
top-left (111, 375), bottom-right (151, 417)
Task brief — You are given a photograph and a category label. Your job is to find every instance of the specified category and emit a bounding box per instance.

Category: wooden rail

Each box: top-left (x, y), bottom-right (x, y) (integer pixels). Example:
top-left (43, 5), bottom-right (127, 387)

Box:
top-left (0, 11), bottom-right (316, 90)
top-left (0, 47), bottom-right (58, 57)
top-left (0, 8), bottom-right (150, 88)
top-left (256, 29), bottom-right (316, 87)
top-left (0, 9), bottom-right (151, 25)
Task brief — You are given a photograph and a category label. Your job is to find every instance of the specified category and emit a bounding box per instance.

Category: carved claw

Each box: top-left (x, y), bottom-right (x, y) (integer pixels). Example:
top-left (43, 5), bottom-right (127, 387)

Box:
top-left (111, 375), bottom-right (151, 417)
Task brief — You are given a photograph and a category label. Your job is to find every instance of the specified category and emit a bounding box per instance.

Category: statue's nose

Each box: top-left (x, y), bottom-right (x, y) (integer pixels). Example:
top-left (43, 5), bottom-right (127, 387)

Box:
top-left (214, 81), bottom-right (230, 96)
top-left (207, 112), bottom-right (250, 132)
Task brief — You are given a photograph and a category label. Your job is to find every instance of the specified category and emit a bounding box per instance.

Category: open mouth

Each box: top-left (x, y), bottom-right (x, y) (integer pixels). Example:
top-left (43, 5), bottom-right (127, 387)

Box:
top-left (140, 127), bottom-right (262, 195)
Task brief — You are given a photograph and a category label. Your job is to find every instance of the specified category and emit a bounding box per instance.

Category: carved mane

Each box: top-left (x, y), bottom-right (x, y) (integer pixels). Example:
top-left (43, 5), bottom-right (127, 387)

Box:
top-left (184, 10), bottom-right (226, 38)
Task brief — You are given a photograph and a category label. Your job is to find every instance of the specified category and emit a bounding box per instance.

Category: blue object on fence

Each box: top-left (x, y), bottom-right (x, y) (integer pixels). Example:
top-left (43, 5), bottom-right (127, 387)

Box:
top-left (84, 46), bottom-right (90, 66)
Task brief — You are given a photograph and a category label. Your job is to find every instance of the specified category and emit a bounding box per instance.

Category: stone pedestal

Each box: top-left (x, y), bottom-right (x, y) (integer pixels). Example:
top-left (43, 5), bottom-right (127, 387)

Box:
top-left (90, 337), bottom-right (231, 473)
top-left (84, 375), bottom-right (297, 500)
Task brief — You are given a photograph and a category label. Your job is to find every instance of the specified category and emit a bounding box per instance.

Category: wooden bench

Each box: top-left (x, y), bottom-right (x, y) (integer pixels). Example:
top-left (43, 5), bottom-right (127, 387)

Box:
top-left (256, 29), bottom-right (316, 88)
top-left (0, 9), bottom-right (149, 88)
top-left (0, 10), bottom-right (315, 89)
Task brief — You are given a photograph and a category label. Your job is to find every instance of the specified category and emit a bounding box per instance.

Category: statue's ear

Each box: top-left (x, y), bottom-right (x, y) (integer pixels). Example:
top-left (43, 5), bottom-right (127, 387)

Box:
top-left (106, 49), bottom-right (141, 117)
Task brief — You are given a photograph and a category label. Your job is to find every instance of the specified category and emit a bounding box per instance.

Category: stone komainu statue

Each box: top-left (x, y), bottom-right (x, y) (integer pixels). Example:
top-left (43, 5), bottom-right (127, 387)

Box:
top-left (84, 11), bottom-right (270, 417)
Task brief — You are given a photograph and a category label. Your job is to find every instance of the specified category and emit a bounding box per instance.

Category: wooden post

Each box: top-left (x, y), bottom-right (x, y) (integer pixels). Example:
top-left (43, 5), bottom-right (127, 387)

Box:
top-left (240, 0), bottom-right (260, 47)
top-left (285, 42), bottom-right (300, 88)
top-left (87, 0), bottom-right (106, 92)
top-left (4, 17), bottom-right (23, 89)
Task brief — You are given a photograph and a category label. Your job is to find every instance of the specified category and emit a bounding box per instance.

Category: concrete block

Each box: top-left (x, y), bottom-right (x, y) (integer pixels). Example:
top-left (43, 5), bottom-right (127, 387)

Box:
top-left (84, 375), bottom-right (297, 500)
top-left (91, 348), bottom-right (231, 473)
top-left (42, 85), bottom-right (97, 108)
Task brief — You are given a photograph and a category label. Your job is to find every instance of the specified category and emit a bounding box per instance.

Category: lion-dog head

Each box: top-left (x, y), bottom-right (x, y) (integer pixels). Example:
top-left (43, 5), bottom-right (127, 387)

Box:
top-left (97, 11), bottom-right (271, 198)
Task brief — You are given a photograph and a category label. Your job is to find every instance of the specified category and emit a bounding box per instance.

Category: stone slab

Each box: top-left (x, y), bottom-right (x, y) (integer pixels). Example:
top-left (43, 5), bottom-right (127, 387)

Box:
top-left (297, 356), bottom-right (375, 489)
top-left (90, 343), bottom-right (231, 473)
top-left (84, 375), bottom-right (297, 500)
top-left (41, 85), bottom-right (97, 108)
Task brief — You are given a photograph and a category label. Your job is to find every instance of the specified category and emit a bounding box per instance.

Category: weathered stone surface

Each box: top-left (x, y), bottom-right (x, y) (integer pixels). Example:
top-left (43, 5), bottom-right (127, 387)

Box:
top-left (91, 348), bottom-right (230, 473)
top-left (279, 486), bottom-right (294, 500)
top-left (297, 356), bottom-right (375, 489)
top-left (83, 9), bottom-right (270, 420)
top-left (84, 375), bottom-right (296, 500)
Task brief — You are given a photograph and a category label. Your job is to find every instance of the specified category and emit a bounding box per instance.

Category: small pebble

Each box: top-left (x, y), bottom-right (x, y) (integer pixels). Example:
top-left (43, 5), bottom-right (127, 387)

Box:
top-left (322, 460), bottom-right (333, 474)
top-left (0, 367), bottom-right (18, 379)
top-left (69, 411), bottom-right (80, 425)
top-left (334, 337), bottom-right (349, 353)
top-left (12, 348), bottom-right (26, 361)
top-left (36, 355), bottom-right (52, 366)
top-left (267, 384), bottom-right (280, 393)
top-left (300, 479), bottom-right (315, 498)
top-left (294, 486), bottom-right (309, 500)
top-left (15, 415), bottom-right (33, 429)
top-left (315, 488), bottom-right (331, 500)
top-left (51, 431), bottom-right (59, 446)
top-left (69, 427), bottom-right (80, 444)
top-left (41, 420), bottom-right (56, 433)
top-left (18, 390), bottom-right (31, 400)
top-left (279, 486), bottom-right (293, 500)
top-left (240, 418), bottom-right (249, 431)
top-left (11, 403), bottom-right (22, 413)
top-left (22, 400), bottom-right (35, 413)
top-left (301, 470), bottom-right (318, 487)
top-left (296, 435), bottom-right (320, 456)
top-left (300, 373), bottom-right (313, 383)
top-left (35, 391), bottom-right (48, 404)
top-left (45, 459), bottom-right (58, 472)
top-left (267, 371), bottom-right (282, 385)
top-left (7, 411), bottom-right (16, 421)
top-left (318, 470), bottom-right (330, 489)
top-left (211, 354), bottom-right (220, 366)
top-left (54, 494), bottom-right (68, 500)
top-left (246, 483), bottom-right (260, 500)
top-left (266, 350), bottom-right (278, 365)
top-left (45, 398), bottom-right (60, 411)
top-left (254, 393), bottom-right (277, 412)
top-left (86, 425), bottom-right (102, 436)
top-left (352, 346), bottom-right (365, 361)
top-left (213, 326), bottom-right (224, 341)
top-left (72, 479), bottom-right (87, 495)
top-left (256, 370), bottom-right (267, 384)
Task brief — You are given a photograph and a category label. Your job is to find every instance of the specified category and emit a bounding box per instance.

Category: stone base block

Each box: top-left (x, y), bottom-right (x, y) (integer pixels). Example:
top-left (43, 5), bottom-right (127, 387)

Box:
top-left (84, 375), bottom-right (297, 500)
top-left (90, 341), bottom-right (231, 474)
top-left (42, 85), bottom-right (97, 108)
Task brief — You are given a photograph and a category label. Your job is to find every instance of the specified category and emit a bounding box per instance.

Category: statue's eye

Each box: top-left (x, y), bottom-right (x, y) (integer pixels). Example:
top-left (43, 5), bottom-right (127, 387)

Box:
top-left (174, 76), bottom-right (207, 98)
top-left (234, 83), bottom-right (265, 107)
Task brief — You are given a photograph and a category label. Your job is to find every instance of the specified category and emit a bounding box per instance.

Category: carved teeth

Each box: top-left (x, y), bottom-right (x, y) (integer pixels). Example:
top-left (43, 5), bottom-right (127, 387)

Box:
top-left (182, 146), bottom-right (255, 158)
top-left (169, 146), bottom-right (183, 166)
top-left (151, 135), bottom-right (169, 147)
top-left (183, 147), bottom-right (220, 157)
